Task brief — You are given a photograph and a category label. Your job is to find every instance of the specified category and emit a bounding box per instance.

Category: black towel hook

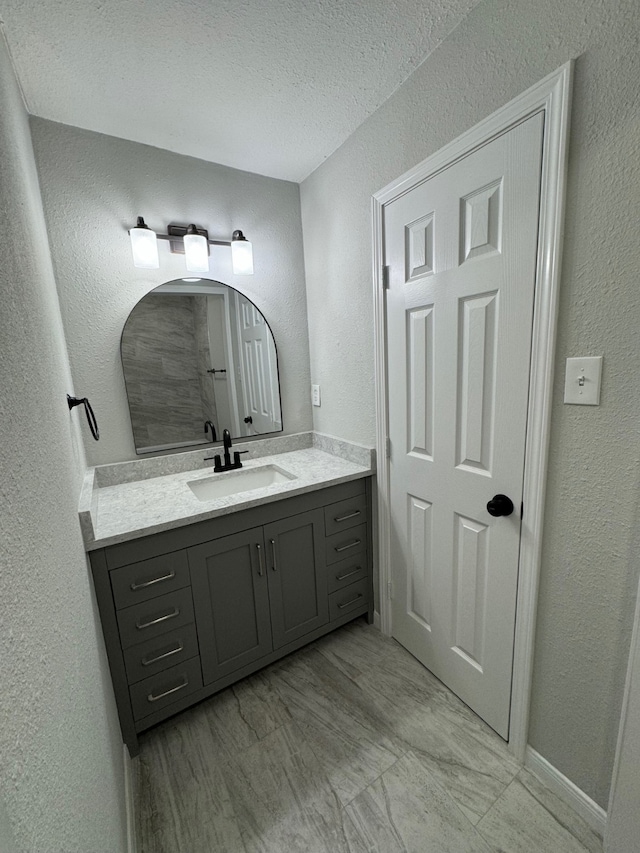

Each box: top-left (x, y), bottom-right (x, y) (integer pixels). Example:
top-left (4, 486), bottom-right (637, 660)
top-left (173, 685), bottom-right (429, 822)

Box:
top-left (67, 394), bottom-right (100, 441)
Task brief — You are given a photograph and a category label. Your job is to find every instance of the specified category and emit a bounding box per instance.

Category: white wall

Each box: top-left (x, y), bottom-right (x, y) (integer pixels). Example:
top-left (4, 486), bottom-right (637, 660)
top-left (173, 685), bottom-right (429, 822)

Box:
top-left (0, 35), bottom-right (127, 851)
top-left (30, 118), bottom-right (312, 465)
top-left (300, 0), bottom-right (640, 807)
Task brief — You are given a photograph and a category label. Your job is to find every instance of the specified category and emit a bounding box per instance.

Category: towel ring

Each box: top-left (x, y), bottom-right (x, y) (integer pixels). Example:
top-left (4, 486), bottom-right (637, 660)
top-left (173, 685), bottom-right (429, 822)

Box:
top-left (67, 394), bottom-right (100, 441)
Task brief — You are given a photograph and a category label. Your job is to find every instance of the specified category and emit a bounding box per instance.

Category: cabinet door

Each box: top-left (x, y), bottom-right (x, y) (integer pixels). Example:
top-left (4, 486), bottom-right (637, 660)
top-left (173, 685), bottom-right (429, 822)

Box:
top-left (189, 528), bottom-right (272, 684)
top-left (264, 509), bottom-right (328, 649)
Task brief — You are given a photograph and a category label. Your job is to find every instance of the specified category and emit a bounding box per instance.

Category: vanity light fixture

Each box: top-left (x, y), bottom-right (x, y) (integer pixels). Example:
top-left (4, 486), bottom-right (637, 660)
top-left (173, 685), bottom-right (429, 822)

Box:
top-left (128, 218), bottom-right (254, 275)
top-left (183, 224), bottom-right (209, 273)
top-left (231, 230), bottom-right (254, 275)
top-left (129, 217), bottom-right (160, 269)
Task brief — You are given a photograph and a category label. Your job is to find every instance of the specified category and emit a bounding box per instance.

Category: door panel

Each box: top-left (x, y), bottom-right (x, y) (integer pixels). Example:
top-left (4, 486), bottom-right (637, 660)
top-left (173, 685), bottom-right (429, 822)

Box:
top-left (264, 509), bottom-right (327, 649)
top-left (385, 112), bottom-right (544, 737)
top-left (188, 529), bottom-right (272, 684)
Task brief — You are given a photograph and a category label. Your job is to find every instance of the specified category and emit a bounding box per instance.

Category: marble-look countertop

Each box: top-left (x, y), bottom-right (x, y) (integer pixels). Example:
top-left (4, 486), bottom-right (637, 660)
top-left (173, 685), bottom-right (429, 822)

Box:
top-left (80, 440), bottom-right (374, 551)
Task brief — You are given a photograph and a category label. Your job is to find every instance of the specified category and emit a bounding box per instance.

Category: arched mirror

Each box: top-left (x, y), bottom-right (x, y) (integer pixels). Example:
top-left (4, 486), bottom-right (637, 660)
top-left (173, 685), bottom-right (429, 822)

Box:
top-left (121, 278), bottom-right (282, 454)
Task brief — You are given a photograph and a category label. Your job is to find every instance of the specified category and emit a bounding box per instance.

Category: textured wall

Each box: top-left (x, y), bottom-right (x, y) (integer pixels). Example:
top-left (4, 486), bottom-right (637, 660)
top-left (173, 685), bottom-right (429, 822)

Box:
top-left (0, 35), bottom-right (127, 851)
top-left (300, 0), bottom-right (640, 807)
top-left (30, 118), bottom-right (312, 466)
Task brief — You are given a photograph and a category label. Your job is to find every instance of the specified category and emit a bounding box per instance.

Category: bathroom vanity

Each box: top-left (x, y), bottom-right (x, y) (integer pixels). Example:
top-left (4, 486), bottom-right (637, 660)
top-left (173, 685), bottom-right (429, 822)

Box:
top-left (82, 439), bottom-right (374, 755)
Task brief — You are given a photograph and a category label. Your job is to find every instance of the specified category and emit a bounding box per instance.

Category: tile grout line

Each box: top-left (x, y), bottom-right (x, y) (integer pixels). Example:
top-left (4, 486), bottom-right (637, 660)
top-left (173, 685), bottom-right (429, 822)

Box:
top-left (470, 764), bottom-right (521, 826)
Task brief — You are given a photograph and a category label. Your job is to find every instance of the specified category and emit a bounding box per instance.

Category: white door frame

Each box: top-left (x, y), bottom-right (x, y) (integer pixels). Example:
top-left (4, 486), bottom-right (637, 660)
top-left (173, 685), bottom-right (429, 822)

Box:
top-left (372, 62), bottom-right (573, 760)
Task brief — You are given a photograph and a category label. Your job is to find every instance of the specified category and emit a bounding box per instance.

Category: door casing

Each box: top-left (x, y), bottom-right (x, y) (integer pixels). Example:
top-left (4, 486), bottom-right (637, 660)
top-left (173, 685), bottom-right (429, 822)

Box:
top-left (372, 62), bottom-right (573, 760)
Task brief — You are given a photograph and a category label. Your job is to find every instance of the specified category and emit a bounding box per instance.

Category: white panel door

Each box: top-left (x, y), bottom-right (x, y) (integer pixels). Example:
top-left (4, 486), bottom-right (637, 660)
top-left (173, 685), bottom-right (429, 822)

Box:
top-left (237, 294), bottom-right (280, 435)
top-left (385, 113), bottom-right (544, 738)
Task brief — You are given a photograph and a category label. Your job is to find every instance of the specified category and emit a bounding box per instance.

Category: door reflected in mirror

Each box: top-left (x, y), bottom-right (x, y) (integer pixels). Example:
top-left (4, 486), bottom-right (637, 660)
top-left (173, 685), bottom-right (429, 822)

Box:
top-left (121, 279), bottom-right (282, 454)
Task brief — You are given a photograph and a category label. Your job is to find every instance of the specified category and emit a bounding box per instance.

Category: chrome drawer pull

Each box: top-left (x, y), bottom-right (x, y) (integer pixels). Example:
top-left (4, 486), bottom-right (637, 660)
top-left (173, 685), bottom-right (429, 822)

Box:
top-left (336, 567), bottom-right (361, 582)
top-left (141, 642), bottom-right (184, 666)
top-left (334, 510), bottom-right (361, 523)
top-left (338, 593), bottom-right (364, 609)
top-left (130, 570), bottom-right (176, 591)
top-left (335, 539), bottom-right (361, 553)
top-left (136, 607), bottom-right (179, 630)
top-left (147, 677), bottom-right (188, 703)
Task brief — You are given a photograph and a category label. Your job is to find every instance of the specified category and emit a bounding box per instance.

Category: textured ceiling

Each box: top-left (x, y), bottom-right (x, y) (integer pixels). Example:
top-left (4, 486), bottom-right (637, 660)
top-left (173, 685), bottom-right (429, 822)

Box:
top-left (0, 0), bottom-right (480, 181)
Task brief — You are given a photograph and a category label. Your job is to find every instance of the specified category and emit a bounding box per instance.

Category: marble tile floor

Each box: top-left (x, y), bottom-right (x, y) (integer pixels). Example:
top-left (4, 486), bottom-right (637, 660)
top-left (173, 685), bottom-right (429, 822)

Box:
top-left (135, 618), bottom-right (603, 853)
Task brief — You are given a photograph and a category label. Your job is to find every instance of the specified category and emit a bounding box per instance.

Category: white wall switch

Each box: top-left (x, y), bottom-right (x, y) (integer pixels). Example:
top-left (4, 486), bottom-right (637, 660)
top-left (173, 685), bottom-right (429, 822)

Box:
top-left (564, 356), bottom-right (603, 405)
top-left (311, 384), bottom-right (321, 407)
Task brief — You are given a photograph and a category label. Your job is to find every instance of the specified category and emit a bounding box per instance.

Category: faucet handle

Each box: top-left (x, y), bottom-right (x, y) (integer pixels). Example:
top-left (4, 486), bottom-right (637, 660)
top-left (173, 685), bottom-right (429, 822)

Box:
top-left (233, 451), bottom-right (249, 466)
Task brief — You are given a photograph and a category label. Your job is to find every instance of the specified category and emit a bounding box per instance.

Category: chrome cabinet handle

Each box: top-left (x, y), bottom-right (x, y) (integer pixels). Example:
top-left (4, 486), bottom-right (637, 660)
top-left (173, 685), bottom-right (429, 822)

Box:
top-left (147, 677), bottom-right (188, 703)
top-left (256, 543), bottom-right (265, 576)
top-left (336, 567), bottom-right (361, 582)
top-left (141, 642), bottom-right (184, 666)
top-left (338, 593), bottom-right (364, 609)
top-left (136, 607), bottom-right (179, 630)
top-left (270, 539), bottom-right (278, 571)
top-left (130, 570), bottom-right (176, 591)
top-left (334, 510), bottom-right (361, 523)
top-left (335, 539), bottom-right (361, 553)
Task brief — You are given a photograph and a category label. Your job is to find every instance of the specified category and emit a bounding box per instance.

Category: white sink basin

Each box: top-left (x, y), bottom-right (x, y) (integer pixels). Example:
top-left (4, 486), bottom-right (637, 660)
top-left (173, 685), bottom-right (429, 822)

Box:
top-left (187, 465), bottom-right (296, 502)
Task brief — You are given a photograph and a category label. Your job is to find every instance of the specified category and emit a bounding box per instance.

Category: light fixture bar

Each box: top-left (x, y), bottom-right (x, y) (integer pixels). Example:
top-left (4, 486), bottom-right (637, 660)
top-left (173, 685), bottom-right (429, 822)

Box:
top-left (128, 218), bottom-right (254, 274)
top-left (157, 233), bottom-right (232, 248)
top-left (164, 224), bottom-right (210, 255)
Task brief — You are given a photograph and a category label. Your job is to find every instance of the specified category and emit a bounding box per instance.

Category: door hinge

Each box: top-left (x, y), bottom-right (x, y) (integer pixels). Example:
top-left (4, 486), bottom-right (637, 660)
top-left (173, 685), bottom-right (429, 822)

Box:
top-left (382, 265), bottom-right (390, 289)
top-left (387, 580), bottom-right (394, 600)
top-left (385, 437), bottom-right (391, 459)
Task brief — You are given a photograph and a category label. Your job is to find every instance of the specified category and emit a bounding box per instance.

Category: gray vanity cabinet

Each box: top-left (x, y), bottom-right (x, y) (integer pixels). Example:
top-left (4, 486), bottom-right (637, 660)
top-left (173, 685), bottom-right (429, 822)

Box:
top-left (89, 477), bottom-right (373, 756)
top-left (189, 529), bottom-right (273, 684)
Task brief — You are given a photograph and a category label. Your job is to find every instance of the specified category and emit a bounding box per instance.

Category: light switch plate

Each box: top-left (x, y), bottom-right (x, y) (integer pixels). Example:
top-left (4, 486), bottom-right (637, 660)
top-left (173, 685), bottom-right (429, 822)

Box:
top-left (311, 384), bottom-right (321, 407)
top-left (564, 356), bottom-right (603, 405)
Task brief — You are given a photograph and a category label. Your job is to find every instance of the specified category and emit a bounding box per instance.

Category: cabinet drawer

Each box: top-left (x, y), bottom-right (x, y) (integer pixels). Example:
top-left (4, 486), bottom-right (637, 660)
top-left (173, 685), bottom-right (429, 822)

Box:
top-left (329, 579), bottom-right (369, 621)
top-left (129, 657), bottom-right (203, 721)
top-left (325, 523), bottom-right (368, 565)
top-left (327, 553), bottom-right (368, 594)
top-left (324, 494), bottom-right (367, 537)
top-left (117, 587), bottom-right (195, 650)
top-left (110, 551), bottom-right (189, 610)
top-left (123, 623), bottom-right (200, 684)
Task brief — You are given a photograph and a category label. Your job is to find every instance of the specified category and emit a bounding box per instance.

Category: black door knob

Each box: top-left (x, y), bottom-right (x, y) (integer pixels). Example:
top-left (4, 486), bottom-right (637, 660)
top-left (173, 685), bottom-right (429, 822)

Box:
top-left (487, 494), bottom-right (514, 517)
top-left (244, 416), bottom-right (253, 424)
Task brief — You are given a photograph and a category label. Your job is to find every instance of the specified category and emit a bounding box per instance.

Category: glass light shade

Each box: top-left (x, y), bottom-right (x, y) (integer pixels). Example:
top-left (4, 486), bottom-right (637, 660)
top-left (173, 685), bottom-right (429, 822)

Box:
top-left (130, 218), bottom-right (159, 269)
top-left (231, 232), bottom-right (254, 275)
top-left (183, 230), bottom-right (209, 273)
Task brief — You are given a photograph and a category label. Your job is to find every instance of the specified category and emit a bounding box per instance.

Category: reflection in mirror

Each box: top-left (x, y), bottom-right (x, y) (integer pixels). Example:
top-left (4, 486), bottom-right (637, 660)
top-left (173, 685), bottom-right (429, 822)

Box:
top-left (121, 279), bottom-right (282, 454)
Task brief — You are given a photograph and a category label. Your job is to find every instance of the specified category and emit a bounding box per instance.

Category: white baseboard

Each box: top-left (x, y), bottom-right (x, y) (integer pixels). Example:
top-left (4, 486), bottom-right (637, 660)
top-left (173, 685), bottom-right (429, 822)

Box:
top-left (123, 744), bottom-right (137, 853)
top-left (525, 747), bottom-right (606, 838)
top-left (373, 610), bottom-right (381, 629)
